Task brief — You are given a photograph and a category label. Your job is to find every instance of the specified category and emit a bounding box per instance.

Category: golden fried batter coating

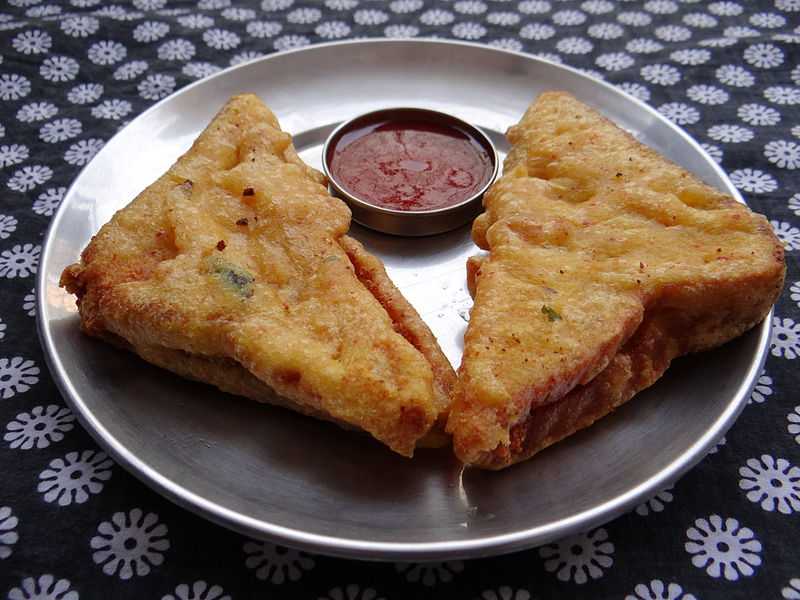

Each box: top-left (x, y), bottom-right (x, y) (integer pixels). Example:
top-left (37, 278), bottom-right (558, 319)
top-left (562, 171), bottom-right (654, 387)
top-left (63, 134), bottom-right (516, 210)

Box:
top-left (447, 91), bottom-right (784, 469)
top-left (61, 94), bottom-right (454, 457)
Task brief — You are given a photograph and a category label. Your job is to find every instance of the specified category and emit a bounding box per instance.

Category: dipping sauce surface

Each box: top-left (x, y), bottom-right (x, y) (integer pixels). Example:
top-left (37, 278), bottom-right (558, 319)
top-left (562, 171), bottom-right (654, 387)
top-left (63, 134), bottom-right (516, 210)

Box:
top-left (328, 117), bottom-right (494, 212)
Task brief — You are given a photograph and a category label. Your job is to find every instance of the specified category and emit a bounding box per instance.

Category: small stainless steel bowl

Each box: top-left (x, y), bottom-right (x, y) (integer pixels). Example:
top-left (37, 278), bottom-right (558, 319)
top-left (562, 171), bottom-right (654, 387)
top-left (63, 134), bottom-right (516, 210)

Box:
top-left (322, 107), bottom-right (499, 237)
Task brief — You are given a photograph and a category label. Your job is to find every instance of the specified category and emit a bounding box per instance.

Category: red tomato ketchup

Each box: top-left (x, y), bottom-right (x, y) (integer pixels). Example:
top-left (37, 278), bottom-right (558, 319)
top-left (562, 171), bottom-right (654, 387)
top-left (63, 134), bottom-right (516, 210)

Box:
top-left (327, 116), bottom-right (494, 212)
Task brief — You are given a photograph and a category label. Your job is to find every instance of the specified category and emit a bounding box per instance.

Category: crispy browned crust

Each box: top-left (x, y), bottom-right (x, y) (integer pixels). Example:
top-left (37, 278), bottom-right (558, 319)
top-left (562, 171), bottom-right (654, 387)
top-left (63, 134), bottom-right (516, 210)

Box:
top-left (448, 91), bottom-right (785, 469)
top-left (60, 94), bottom-right (455, 457)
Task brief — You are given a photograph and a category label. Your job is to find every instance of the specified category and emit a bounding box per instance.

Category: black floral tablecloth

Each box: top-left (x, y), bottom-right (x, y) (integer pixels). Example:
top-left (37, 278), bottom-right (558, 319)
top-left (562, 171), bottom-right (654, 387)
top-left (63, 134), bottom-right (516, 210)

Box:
top-left (1, 0), bottom-right (799, 598)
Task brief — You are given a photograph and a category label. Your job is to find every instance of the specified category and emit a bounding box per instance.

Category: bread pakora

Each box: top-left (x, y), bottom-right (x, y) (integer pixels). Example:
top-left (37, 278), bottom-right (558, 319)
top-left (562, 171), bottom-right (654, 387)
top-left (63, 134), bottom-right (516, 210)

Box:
top-left (447, 91), bottom-right (784, 469)
top-left (61, 94), bottom-right (455, 457)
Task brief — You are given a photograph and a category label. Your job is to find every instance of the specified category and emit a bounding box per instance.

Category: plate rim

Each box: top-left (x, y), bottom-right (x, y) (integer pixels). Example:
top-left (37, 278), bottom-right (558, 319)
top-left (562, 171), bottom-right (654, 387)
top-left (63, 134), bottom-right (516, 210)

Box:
top-left (37, 38), bottom-right (772, 561)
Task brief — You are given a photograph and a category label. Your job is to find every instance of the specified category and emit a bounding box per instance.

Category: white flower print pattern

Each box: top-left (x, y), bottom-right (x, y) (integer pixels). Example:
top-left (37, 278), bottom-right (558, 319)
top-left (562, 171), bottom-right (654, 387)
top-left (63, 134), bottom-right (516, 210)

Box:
top-left (0, 505), bottom-right (18, 559)
top-left (659, 103), bottom-right (700, 125)
top-left (635, 486), bottom-right (675, 515)
top-left (771, 221), bottom-right (800, 251)
top-left (229, 51), bottom-right (263, 66)
top-left (452, 22), bottom-right (487, 40)
top-left (552, 9), bottom-right (587, 26)
top-left (489, 38), bottom-right (523, 51)
top-left (8, 166), bottom-right (52, 192)
top-left (91, 509), bottom-right (170, 579)
top-left (739, 454), bottom-right (800, 514)
top-left (243, 541), bottom-right (314, 582)
top-left (709, 2), bottom-right (743, 16)
top-left (87, 41), bottom-right (127, 65)
top-left (68, 83), bottom-right (103, 105)
top-left (685, 515), bottom-right (762, 580)
top-left (287, 7), bottom-right (321, 23)
top-left (518, 0), bottom-right (551, 15)
top-left (203, 28), bottom-right (240, 50)
top-left (395, 561), bottom-right (464, 586)
top-left (0, 244), bottom-right (41, 278)
top-left (33, 187), bottom-right (65, 216)
top-left (61, 15), bottom-right (99, 37)
top-left (728, 168), bottom-right (777, 193)
top-left (454, 1), bottom-right (486, 15)
top-left (738, 103), bottom-right (781, 126)
top-left (655, 25), bottom-right (691, 42)
top-left (134, 21), bottom-right (170, 42)
top-left (596, 52), bottom-right (635, 71)
top-left (40, 118), bottom-right (82, 143)
top-left (158, 39), bottom-right (195, 61)
top-left (716, 65), bottom-right (755, 87)
top-left (0, 215), bottom-right (12, 241)
top-left (539, 528), bottom-right (614, 584)
top-left (0, 74), bottom-right (31, 100)
top-left (749, 372), bottom-right (772, 404)
top-left (683, 13), bottom-right (717, 28)
top-left (670, 49), bottom-right (710, 66)
top-left (22, 289), bottom-right (35, 317)
top-left (178, 14), bottom-right (214, 29)
top-left (627, 38), bottom-right (664, 54)
top-left (556, 37), bottom-right (593, 54)
top-left (12, 29), bottom-right (52, 54)
top-left (707, 124), bottom-right (753, 143)
top-left (687, 84), bottom-right (728, 105)
top-left (701, 143), bottom-right (723, 164)
top-left (162, 581), bottom-right (231, 600)
top-left (0, 356), bottom-right (39, 399)
top-left (246, 20), bottom-right (281, 38)
top-left (92, 99), bottom-right (132, 120)
top-left (4, 405), bottom-right (75, 449)
top-left (587, 22), bottom-right (623, 39)
top-left (138, 74), bottom-right (176, 101)
top-left (385, 24), bottom-right (419, 38)
top-left (183, 62), bottom-right (222, 79)
top-left (38, 449), bottom-right (114, 505)
top-left (641, 64), bottom-right (681, 85)
top-left (743, 43), bottom-right (784, 68)
top-left (764, 140), bottom-right (800, 170)
top-left (625, 580), bottom-right (697, 600)
top-left (520, 23), bottom-right (555, 40)
top-left (354, 8), bottom-right (388, 24)
top-left (114, 60), bottom-right (148, 81)
top-left (16, 102), bottom-right (57, 123)
top-left (0, 144), bottom-right (28, 168)
top-left (319, 585), bottom-right (385, 600)
top-left (789, 406), bottom-right (800, 445)
top-left (6, 575), bottom-right (78, 600)
top-left (619, 82), bottom-right (651, 102)
top-left (222, 7), bottom-right (256, 21)
top-left (420, 9), bottom-right (454, 26)
top-left (750, 12), bottom-right (786, 28)
top-left (315, 23), bottom-right (349, 39)
top-left (771, 317), bottom-right (800, 358)
top-left (479, 588), bottom-right (531, 600)
top-left (784, 579), bottom-right (800, 599)
top-left (618, 11), bottom-right (652, 27)
top-left (274, 34), bottom-right (311, 49)
top-left (764, 86), bottom-right (800, 105)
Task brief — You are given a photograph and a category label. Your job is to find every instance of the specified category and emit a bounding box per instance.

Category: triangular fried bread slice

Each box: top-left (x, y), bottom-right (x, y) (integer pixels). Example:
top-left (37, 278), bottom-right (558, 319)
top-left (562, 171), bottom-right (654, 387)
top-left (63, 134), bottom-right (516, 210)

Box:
top-left (447, 91), bottom-right (784, 469)
top-left (61, 94), bottom-right (455, 457)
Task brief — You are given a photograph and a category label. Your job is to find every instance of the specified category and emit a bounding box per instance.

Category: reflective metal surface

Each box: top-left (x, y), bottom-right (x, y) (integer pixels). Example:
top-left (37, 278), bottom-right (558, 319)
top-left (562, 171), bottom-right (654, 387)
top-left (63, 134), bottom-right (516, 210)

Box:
top-left (38, 40), bottom-right (769, 561)
top-left (322, 107), bottom-right (499, 236)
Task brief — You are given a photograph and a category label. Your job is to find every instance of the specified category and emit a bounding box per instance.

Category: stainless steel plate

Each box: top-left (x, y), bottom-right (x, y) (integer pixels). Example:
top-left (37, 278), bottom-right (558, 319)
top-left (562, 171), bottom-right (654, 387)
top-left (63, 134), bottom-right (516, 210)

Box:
top-left (38, 40), bottom-right (769, 561)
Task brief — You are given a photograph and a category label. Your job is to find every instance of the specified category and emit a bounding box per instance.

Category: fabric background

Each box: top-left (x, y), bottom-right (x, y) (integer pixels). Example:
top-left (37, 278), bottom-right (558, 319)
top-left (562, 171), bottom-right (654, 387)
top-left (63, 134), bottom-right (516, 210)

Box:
top-left (0, 0), bottom-right (799, 598)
